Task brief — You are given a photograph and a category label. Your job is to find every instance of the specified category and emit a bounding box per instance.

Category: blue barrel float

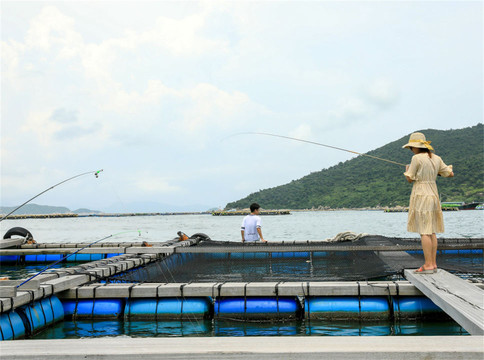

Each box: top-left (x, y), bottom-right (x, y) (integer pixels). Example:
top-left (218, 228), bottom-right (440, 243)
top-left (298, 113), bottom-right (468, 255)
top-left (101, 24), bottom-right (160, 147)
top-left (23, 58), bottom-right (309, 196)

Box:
top-left (62, 299), bottom-right (125, 319)
top-left (0, 296), bottom-right (64, 340)
top-left (125, 297), bottom-right (212, 320)
top-left (0, 253), bottom-right (121, 264)
top-left (0, 255), bottom-right (21, 264)
top-left (393, 297), bottom-right (444, 320)
top-left (215, 297), bottom-right (301, 321)
top-left (18, 296), bottom-right (65, 336)
top-left (25, 254), bottom-right (63, 263)
top-left (0, 310), bottom-right (26, 340)
top-left (305, 297), bottom-right (390, 320)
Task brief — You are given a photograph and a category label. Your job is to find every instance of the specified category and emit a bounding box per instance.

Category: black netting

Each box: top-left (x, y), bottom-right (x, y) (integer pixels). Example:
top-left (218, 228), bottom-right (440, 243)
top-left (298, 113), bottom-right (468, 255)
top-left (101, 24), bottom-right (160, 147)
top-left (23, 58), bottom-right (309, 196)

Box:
top-left (105, 236), bottom-right (483, 283)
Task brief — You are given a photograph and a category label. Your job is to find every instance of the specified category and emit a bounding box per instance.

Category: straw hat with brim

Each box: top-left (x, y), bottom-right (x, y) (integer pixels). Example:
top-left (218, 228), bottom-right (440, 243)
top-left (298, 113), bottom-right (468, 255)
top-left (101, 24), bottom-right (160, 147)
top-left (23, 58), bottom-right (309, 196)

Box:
top-left (402, 132), bottom-right (434, 151)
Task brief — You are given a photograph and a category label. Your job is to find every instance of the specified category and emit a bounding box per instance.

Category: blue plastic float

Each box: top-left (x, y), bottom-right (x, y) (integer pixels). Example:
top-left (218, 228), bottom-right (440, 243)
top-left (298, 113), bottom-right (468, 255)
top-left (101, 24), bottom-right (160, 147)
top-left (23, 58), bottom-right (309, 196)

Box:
top-left (0, 295), bottom-right (64, 340)
top-left (393, 297), bottom-right (443, 319)
top-left (215, 297), bottom-right (301, 321)
top-left (62, 299), bottom-right (124, 319)
top-left (125, 297), bottom-right (212, 320)
top-left (0, 253), bottom-right (122, 264)
top-left (0, 255), bottom-right (21, 263)
top-left (305, 297), bottom-right (390, 320)
top-left (0, 311), bottom-right (26, 340)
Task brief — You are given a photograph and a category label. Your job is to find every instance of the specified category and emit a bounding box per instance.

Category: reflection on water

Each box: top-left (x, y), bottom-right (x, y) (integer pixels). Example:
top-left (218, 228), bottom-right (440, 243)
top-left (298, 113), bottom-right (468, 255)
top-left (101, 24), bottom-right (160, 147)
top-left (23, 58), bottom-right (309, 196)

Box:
top-left (0, 263), bottom-right (82, 280)
top-left (32, 319), bottom-right (468, 339)
top-left (0, 264), bottom-right (66, 280)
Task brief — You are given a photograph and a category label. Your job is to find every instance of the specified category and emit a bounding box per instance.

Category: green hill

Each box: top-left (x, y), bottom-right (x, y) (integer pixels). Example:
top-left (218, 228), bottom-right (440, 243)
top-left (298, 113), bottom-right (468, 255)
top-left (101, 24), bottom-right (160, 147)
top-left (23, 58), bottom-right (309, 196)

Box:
top-left (225, 124), bottom-right (484, 209)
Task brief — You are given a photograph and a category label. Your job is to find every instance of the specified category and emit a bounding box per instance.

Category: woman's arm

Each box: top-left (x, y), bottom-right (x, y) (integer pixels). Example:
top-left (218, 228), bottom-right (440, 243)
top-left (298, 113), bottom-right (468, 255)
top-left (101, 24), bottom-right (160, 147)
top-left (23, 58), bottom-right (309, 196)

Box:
top-left (405, 164), bottom-right (414, 183)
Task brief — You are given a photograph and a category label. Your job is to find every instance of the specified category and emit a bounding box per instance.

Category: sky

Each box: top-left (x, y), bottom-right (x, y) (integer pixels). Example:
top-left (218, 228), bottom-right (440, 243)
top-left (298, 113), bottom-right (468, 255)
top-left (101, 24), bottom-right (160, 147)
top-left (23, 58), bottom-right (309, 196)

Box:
top-left (1, 1), bottom-right (482, 212)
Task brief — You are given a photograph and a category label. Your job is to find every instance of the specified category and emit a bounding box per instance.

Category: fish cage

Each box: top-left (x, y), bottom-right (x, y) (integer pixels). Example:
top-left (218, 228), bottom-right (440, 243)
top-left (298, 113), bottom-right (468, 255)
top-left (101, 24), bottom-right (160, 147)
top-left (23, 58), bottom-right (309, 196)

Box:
top-left (0, 235), bottom-right (483, 339)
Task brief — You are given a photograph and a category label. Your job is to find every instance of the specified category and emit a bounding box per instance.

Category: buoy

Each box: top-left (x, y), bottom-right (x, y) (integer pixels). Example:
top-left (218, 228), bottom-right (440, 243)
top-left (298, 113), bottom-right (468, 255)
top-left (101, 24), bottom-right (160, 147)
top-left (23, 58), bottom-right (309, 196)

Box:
top-left (215, 297), bottom-right (301, 321)
top-left (305, 297), bottom-right (390, 320)
top-left (125, 297), bottom-right (212, 320)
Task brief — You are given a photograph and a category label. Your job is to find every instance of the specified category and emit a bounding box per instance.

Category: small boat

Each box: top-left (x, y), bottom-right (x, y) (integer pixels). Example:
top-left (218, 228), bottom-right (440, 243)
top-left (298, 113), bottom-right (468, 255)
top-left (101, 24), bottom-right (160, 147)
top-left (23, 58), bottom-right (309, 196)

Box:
top-left (441, 202), bottom-right (481, 210)
top-left (460, 202), bottom-right (481, 210)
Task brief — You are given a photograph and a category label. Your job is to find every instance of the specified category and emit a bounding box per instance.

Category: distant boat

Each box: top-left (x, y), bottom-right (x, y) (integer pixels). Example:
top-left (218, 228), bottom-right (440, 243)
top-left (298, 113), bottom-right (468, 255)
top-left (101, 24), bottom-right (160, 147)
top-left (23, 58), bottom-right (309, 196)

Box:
top-left (460, 202), bottom-right (481, 210)
top-left (441, 202), bottom-right (481, 210)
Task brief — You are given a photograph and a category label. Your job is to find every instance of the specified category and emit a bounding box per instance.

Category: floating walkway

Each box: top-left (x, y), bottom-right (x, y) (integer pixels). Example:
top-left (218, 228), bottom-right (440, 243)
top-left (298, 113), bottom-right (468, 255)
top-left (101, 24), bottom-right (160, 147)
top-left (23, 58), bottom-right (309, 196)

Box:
top-left (0, 235), bottom-right (483, 343)
top-left (405, 269), bottom-right (484, 335)
top-left (1, 336), bottom-right (484, 360)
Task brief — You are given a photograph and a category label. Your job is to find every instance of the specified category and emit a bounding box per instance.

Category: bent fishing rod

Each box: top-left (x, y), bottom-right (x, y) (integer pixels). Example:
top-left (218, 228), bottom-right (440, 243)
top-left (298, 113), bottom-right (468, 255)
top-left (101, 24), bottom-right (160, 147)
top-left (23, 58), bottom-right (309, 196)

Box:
top-left (0, 169), bottom-right (104, 222)
top-left (229, 132), bottom-right (405, 167)
top-left (17, 230), bottom-right (141, 288)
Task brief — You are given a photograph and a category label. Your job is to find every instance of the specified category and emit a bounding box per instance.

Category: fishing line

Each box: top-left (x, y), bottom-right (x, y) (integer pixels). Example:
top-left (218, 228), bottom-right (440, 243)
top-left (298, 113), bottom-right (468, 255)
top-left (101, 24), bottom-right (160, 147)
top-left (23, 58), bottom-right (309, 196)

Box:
top-left (226, 132), bottom-right (405, 167)
top-left (0, 169), bottom-right (104, 222)
top-left (16, 229), bottom-right (141, 288)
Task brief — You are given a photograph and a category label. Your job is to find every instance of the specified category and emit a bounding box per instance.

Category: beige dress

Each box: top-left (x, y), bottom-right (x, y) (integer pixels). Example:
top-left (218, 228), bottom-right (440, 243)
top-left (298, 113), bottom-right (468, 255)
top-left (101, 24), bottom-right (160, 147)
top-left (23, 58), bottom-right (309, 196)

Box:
top-left (404, 153), bottom-right (453, 234)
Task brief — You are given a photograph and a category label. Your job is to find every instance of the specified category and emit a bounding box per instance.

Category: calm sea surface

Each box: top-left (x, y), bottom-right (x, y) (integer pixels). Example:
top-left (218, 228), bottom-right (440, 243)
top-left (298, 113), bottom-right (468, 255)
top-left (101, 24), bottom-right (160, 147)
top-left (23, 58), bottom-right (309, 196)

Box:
top-left (1, 210), bottom-right (483, 244)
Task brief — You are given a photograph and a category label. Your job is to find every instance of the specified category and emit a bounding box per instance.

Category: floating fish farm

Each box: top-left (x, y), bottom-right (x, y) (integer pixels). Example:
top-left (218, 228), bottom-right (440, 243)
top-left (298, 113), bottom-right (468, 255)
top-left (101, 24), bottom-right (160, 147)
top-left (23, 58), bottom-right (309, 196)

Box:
top-left (1, 234), bottom-right (483, 341)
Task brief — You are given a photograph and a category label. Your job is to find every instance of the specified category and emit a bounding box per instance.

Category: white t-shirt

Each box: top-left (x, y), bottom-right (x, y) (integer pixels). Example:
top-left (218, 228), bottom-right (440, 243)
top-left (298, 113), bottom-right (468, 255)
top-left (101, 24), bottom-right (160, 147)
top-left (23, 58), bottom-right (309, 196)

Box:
top-left (241, 214), bottom-right (261, 241)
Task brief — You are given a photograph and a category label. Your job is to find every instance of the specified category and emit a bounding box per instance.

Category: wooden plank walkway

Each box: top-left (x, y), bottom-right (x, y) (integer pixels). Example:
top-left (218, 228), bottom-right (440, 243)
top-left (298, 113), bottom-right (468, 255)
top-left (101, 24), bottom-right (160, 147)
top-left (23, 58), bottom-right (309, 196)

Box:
top-left (0, 253), bottom-right (160, 313)
top-left (404, 269), bottom-right (484, 335)
top-left (2, 336), bottom-right (484, 360)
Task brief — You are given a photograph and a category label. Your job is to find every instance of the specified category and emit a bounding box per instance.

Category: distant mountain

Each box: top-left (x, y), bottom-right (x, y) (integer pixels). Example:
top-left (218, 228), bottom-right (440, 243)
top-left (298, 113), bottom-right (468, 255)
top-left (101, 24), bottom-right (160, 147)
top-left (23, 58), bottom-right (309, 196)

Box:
top-left (226, 124), bottom-right (484, 209)
top-left (0, 204), bottom-right (100, 215)
top-left (73, 208), bottom-right (102, 214)
top-left (0, 202), bottom-right (213, 216)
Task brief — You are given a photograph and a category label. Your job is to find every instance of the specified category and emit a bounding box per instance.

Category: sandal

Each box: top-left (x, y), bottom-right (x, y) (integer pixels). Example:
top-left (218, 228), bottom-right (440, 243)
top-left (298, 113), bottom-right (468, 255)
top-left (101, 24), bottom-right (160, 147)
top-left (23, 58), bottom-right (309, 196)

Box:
top-left (414, 266), bottom-right (434, 274)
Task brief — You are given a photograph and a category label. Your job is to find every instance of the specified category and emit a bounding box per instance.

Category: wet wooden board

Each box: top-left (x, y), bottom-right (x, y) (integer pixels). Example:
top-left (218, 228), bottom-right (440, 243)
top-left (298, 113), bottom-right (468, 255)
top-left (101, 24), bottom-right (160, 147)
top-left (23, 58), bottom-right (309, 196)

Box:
top-left (0, 237), bottom-right (25, 249)
top-left (404, 269), bottom-right (484, 335)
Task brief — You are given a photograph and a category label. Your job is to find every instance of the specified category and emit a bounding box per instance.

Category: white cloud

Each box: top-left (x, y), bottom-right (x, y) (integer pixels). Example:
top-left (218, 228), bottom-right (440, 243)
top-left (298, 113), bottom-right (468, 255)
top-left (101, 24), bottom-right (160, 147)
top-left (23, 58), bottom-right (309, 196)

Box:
top-left (328, 97), bottom-right (371, 123)
top-left (1, 40), bottom-right (26, 82)
top-left (290, 124), bottom-right (313, 141)
top-left (135, 176), bottom-right (182, 194)
top-left (366, 78), bottom-right (400, 108)
top-left (141, 13), bottom-right (228, 56)
top-left (178, 83), bottom-right (251, 132)
top-left (21, 109), bottom-right (62, 146)
top-left (25, 6), bottom-right (83, 56)
top-left (324, 78), bottom-right (400, 128)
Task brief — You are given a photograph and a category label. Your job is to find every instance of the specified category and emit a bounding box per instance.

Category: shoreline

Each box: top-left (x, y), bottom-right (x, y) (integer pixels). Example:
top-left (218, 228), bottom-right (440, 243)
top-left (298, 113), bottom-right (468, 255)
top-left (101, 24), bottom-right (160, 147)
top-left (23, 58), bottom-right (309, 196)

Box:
top-left (1, 206), bottom-right (479, 220)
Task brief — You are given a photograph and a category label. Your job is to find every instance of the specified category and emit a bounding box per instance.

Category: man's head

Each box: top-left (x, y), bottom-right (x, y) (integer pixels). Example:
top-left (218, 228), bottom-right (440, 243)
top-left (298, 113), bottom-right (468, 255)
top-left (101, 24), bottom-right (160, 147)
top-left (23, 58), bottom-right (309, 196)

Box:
top-left (250, 203), bottom-right (260, 214)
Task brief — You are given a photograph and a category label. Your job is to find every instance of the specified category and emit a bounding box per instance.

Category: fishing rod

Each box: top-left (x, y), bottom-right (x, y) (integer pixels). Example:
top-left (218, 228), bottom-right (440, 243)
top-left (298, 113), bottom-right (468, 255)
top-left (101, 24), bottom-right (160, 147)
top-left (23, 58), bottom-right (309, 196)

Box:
top-left (0, 169), bottom-right (104, 222)
top-left (16, 230), bottom-right (141, 288)
top-left (230, 132), bottom-right (406, 167)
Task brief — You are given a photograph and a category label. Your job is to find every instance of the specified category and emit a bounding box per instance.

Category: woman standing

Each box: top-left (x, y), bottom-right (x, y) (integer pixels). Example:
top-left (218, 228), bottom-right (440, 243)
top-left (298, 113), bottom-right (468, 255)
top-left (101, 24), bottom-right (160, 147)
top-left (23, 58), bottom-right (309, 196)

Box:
top-left (402, 132), bottom-right (454, 273)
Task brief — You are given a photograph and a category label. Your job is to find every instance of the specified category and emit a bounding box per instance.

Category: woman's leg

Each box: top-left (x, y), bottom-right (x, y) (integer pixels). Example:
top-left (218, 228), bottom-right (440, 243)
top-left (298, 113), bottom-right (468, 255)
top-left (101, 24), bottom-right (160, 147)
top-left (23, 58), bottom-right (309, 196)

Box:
top-left (420, 234), bottom-right (434, 270)
top-left (431, 233), bottom-right (438, 269)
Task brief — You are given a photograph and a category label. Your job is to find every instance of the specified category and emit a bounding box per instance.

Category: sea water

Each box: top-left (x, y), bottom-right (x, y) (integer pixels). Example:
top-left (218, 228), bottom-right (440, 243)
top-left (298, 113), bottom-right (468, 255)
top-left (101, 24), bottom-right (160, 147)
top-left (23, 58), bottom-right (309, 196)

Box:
top-left (1, 210), bottom-right (483, 244)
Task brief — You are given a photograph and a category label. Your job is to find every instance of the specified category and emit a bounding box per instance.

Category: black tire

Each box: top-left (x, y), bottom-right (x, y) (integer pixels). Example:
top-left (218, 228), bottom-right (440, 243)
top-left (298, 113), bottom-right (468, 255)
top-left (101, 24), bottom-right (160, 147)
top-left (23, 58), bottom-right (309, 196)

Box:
top-left (190, 233), bottom-right (211, 241)
top-left (3, 227), bottom-right (33, 240)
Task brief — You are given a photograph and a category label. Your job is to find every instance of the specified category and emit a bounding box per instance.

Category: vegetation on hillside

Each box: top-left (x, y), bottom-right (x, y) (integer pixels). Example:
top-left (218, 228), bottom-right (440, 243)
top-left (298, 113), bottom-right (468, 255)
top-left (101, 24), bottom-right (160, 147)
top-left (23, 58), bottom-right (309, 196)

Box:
top-left (226, 124), bottom-right (484, 209)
